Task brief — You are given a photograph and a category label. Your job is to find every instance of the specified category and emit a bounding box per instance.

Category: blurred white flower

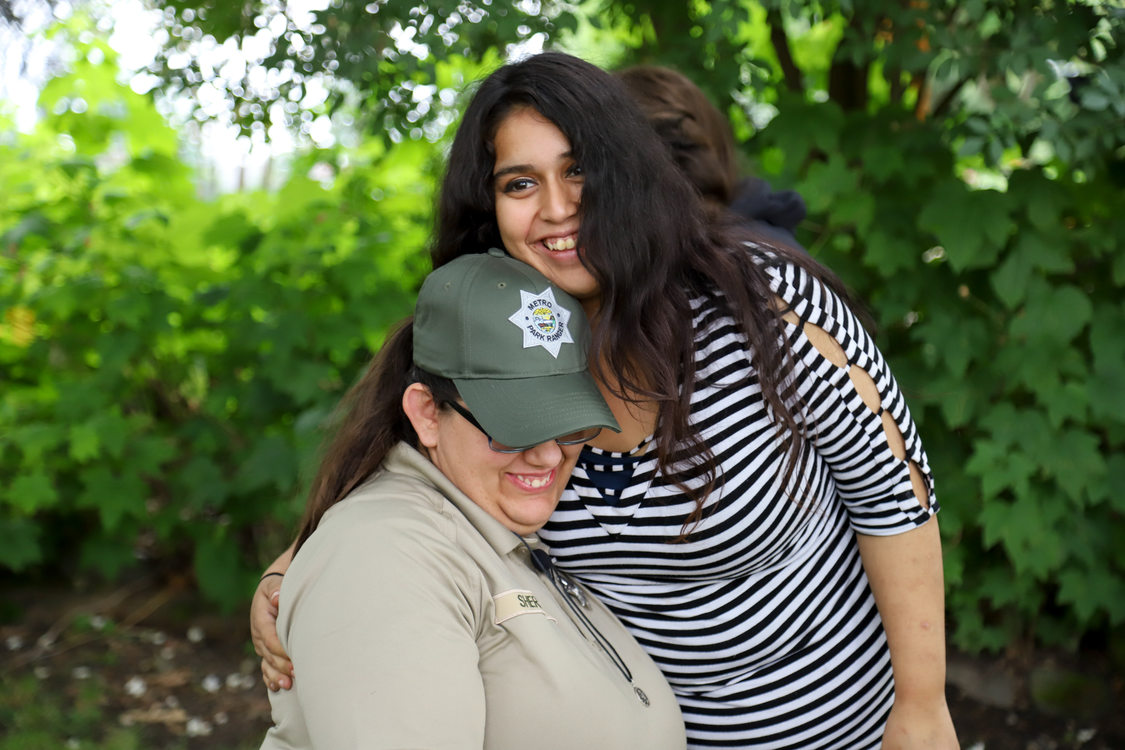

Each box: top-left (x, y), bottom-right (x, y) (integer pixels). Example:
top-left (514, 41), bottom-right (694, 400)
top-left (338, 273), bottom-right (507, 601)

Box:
top-left (226, 672), bottom-right (256, 690)
top-left (185, 717), bottom-right (213, 737)
top-left (201, 674), bottom-right (222, 693)
top-left (124, 676), bottom-right (147, 697)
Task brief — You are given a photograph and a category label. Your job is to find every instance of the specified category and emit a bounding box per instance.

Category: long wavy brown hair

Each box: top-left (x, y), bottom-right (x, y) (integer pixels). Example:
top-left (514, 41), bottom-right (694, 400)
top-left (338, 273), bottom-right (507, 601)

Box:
top-left (430, 53), bottom-right (846, 531)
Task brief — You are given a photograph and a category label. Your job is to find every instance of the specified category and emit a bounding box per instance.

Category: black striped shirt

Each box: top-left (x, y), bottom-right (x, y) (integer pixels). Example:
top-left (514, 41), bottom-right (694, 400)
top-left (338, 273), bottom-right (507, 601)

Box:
top-left (539, 257), bottom-right (938, 749)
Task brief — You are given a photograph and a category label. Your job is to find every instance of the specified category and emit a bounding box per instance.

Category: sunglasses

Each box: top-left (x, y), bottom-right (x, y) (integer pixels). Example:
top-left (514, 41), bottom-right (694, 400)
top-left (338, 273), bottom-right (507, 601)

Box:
top-left (442, 401), bottom-right (601, 453)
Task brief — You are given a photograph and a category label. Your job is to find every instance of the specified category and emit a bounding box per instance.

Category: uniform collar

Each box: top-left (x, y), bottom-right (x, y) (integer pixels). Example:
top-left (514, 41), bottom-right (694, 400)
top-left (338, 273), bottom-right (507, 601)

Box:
top-left (381, 443), bottom-right (530, 557)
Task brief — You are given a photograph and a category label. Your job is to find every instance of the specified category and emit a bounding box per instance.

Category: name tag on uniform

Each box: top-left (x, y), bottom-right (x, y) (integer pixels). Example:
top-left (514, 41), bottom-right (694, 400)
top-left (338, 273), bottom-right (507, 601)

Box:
top-left (493, 589), bottom-right (557, 625)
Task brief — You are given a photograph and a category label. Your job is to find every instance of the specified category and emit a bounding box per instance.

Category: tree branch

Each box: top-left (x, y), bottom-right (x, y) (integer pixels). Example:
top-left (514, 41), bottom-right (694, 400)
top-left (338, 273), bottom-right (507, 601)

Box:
top-left (931, 75), bottom-right (971, 120)
top-left (828, 15), bottom-right (870, 111)
top-left (767, 8), bottom-right (804, 93)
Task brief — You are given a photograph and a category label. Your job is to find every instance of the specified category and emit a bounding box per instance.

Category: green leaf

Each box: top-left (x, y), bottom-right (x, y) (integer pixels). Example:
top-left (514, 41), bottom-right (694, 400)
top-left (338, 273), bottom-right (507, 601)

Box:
top-left (1040, 428), bottom-right (1105, 504)
top-left (1042, 380), bottom-right (1088, 429)
top-left (1010, 280), bottom-right (1093, 346)
top-left (6, 422), bottom-right (67, 464)
top-left (972, 560), bottom-right (1043, 609)
top-left (965, 438), bottom-right (1039, 500)
top-left (990, 250), bottom-right (1032, 309)
top-left (235, 434), bottom-right (297, 494)
top-left (977, 490), bottom-right (1065, 579)
top-left (860, 228), bottom-right (916, 276)
top-left (1090, 454), bottom-right (1125, 512)
top-left (976, 403), bottom-right (1065, 480)
top-left (859, 138), bottom-right (906, 183)
top-left (78, 533), bottom-right (138, 580)
top-left (829, 192), bottom-right (875, 234)
top-left (1008, 170), bottom-right (1065, 234)
top-left (914, 308), bottom-right (991, 379)
top-left (0, 516), bottom-right (44, 570)
top-left (77, 466), bottom-right (147, 532)
top-left (1113, 251), bottom-right (1125, 287)
top-left (171, 454), bottom-right (229, 511)
top-left (68, 421), bottom-right (101, 462)
top-left (797, 154), bottom-right (858, 214)
top-left (918, 182), bottom-right (1013, 271)
top-left (271, 359), bottom-right (339, 406)
top-left (193, 532), bottom-right (250, 612)
top-left (4, 472), bottom-right (59, 514)
top-left (1018, 232), bottom-right (1073, 274)
top-left (94, 409), bottom-right (130, 460)
top-left (128, 435), bottom-right (177, 475)
top-left (919, 369), bottom-right (991, 429)
top-left (1087, 302), bottom-right (1125, 423)
top-left (1058, 565), bottom-right (1125, 624)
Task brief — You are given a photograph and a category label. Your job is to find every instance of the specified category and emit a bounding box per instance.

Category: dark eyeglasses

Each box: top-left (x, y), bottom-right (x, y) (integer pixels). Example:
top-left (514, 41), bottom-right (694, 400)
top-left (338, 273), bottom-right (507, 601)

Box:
top-left (442, 401), bottom-right (601, 453)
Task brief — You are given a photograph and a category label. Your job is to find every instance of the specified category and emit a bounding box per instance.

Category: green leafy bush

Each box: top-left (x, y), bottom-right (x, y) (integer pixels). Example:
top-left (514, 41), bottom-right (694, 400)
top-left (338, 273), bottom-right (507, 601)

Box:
top-left (0, 38), bottom-right (430, 609)
top-left (4, 0), bottom-right (1124, 655)
top-left (727, 2), bottom-right (1125, 651)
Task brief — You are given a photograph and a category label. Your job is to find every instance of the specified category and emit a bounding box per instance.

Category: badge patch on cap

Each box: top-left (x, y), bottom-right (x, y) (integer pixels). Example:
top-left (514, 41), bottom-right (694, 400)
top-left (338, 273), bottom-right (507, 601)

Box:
top-left (508, 288), bottom-right (574, 358)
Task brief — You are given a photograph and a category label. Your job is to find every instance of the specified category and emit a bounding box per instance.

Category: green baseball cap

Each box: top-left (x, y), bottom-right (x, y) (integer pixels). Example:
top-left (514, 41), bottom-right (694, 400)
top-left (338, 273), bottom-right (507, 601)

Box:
top-left (413, 249), bottom-right (619, 449)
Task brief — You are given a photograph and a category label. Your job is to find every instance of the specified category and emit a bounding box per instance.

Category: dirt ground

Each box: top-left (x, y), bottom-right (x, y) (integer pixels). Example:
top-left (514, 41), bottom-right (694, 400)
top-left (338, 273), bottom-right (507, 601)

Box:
top-left (2, 576), bottom-right (1123, 749)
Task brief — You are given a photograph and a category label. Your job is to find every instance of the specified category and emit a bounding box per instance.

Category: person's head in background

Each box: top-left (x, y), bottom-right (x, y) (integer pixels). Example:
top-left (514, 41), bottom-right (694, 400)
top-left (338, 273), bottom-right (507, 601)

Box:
top-left (615, 64), bottom-right (808, 245)
top-left (613, 65), bottom-right (739, 210)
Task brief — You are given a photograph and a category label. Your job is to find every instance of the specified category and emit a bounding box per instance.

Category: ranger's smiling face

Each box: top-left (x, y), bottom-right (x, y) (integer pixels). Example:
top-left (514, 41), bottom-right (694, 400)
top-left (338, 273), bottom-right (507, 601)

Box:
top-left (405, 384), bottom-right (581, 536)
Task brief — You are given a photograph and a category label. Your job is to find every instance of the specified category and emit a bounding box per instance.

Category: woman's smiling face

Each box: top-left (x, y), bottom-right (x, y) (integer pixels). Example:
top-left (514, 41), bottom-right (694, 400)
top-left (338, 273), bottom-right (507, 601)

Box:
top-left (405, 384), bottom-right (581, 536)
top-left (491, 107), bottom-right (600, 308)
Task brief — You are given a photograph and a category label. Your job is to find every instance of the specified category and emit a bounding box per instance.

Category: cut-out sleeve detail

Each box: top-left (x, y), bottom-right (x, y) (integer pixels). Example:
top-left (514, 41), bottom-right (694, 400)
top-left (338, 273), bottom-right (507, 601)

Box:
top-left (769, 261), bottom-right (938, 535)
top-left (881, 411), bottom-right (906, 461)
top-left (848, 358), bottom-right (883, 414)
top-left (909, 461), bottom-right (931, 510)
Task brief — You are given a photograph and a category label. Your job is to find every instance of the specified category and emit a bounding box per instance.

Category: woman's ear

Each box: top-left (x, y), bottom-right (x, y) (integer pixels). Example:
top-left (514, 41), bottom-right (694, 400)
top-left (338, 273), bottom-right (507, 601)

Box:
top-left (403, 383), bottom-right (441, 449)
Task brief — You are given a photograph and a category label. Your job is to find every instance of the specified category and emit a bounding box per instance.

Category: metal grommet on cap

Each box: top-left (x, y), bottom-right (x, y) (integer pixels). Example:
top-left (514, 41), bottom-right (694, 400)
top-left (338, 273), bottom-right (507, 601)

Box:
top-left (634, 686), bottom-right (650, 706)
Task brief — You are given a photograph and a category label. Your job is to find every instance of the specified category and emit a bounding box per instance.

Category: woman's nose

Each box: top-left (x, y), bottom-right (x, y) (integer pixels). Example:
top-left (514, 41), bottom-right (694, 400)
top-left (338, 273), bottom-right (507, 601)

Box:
top-left (521, 438), bottom-right (565, 465)
top-left (539, 180), bottom-right (579, 222)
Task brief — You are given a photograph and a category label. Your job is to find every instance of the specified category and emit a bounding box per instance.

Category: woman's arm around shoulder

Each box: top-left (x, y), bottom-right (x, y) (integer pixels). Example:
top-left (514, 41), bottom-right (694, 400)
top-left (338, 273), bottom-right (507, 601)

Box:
top-left (252, 541), bottom-right (295, 690)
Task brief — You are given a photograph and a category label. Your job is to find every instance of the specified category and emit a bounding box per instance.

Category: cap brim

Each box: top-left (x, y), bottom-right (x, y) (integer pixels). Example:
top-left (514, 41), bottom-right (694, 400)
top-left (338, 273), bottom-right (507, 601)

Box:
top-left (454, 370), bottom-right (620, 449)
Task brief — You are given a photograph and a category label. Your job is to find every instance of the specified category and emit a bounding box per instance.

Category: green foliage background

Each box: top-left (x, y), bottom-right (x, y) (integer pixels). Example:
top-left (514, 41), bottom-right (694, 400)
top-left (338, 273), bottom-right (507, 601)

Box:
top-left (2, 0), bottom-right (1124, 655)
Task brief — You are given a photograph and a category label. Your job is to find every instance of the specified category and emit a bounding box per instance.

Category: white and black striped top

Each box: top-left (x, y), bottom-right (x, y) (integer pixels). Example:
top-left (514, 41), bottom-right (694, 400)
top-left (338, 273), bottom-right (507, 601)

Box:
top-left (538, 255), bottom-right (938, 749)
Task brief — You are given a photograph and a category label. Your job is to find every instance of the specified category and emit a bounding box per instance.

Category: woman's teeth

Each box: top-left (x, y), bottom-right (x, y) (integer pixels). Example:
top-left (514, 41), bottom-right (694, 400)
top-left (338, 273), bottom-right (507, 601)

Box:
top-left (516, 473), bottom-right (552, 488)
top-left (543, 236), bottom-right (576, 251)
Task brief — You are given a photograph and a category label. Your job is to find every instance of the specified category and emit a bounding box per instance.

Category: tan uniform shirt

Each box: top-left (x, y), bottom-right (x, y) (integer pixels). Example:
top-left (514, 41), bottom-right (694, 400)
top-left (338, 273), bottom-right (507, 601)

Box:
top-left (261, 444), bottom-right (685, 750)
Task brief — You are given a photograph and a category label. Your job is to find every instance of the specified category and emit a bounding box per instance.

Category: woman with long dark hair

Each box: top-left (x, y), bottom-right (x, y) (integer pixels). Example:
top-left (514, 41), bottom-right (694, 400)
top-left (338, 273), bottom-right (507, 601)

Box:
top-left (254, 53), bottom-right (957, 749)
